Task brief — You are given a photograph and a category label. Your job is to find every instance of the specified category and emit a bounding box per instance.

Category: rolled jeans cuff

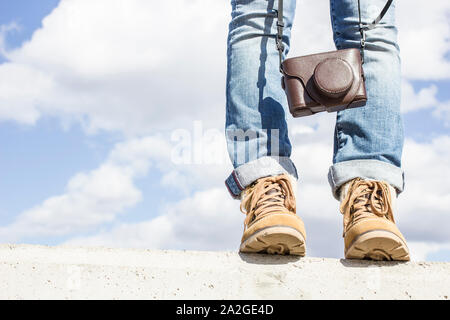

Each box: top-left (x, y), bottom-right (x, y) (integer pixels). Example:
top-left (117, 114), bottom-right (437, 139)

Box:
top-left (328, 159), bottom-right (405, 200)
top-left (225, 156), bottom-right (298, 199)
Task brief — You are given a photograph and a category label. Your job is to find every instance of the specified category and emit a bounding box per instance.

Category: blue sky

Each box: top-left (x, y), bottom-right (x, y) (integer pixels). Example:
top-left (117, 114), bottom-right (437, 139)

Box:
top-left (403, 93), bottom-right (448, 142)
top-left (0, 0), bottom-right (449, 261)
top-left (0, 0), bottom-right (60, 60)
top-left (403, 79), bottom-right (450, 142)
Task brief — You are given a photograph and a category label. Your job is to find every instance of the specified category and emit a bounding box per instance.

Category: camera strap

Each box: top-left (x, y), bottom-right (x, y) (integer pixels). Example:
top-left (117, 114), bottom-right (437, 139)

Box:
top-left (276, 0), bottom-right (394, 72)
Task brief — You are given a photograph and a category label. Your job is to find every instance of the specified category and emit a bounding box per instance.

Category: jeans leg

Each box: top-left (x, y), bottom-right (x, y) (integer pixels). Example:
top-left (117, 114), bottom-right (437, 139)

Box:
top-left (225, 0), bottom-right (298, 198)
top-left (328, 0), bottom-right (405, 199)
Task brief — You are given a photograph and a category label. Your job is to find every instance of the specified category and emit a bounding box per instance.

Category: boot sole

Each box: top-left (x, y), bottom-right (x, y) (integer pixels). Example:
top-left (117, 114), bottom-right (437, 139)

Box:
top-left (240, 226), bottom-right (306, 256)
top-left (345, 230), bottom-right (410, 261)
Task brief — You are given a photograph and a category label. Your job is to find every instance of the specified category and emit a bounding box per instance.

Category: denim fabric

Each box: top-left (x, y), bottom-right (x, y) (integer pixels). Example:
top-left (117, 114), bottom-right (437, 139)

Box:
top-left (225, 0), bottom-right (405, 200)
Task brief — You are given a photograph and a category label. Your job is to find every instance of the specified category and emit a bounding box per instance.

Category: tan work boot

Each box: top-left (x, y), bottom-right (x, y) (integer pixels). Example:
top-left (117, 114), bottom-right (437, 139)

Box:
top-left (339, 178), bottom-right (410, 261)
top-left (239, 174), bottom-right (306, 256)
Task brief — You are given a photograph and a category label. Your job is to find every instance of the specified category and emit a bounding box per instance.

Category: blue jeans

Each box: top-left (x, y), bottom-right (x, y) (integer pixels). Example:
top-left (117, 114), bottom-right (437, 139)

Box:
top-left (225, 0), bottom-right (404, 199)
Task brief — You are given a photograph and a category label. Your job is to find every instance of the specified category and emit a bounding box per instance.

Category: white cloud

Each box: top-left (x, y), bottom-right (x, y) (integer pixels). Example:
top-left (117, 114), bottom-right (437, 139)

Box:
top-left (401, 80), bottom-right (438, 113)
top-left (0, 0), bottom-right (229, 133)
top-left (400, 80), bottom-right (450, 129)
top-left (397, 0), bottom-right (450, 80)
top-left (0, 22), bottom-right (19, 56)
top-left (289, 0), bottom-right (335, 57)
top-left (407, 242), bottom-right (450, 262)
top-left (397, 136), bottom-right (450, 244)
top-left (0, 135), bottom-right (173, 242)
top-left (0, 63), bottom-right (54, 124)
top-left (64, 188), bottom-right (242, 252)
top-left (0, 131), bottom-right (235, 243)
top-left (432, 101), bottom-right (450, 127)
top-left (63, 215), bottom-right (174, 249)
top-left (0, 164), bottom-right (141, 241)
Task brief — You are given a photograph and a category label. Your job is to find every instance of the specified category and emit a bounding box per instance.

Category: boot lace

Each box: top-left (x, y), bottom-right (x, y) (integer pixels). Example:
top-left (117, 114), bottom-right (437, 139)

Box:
top-left (240, 174), bottom-right (296, 230)
top-left (340, 178), bottom-right (395, 236)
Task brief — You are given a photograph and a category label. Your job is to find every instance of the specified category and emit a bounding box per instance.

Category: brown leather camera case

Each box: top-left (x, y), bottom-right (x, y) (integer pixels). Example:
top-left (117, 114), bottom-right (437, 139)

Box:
top-left (281, 48), bottom-right (367, 118)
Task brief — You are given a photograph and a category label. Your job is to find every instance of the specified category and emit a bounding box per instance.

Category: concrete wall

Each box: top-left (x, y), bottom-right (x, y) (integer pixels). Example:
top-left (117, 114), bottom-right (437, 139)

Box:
top-left (0, 244), bottom-right (448, 300)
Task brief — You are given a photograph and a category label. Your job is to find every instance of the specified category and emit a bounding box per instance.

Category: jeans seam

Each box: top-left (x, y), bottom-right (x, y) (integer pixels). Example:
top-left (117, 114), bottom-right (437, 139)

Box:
top-left (329, 166), bottom-right (336, 186)
top-left (335, 112), bottom-right (344, 156)
top-left (232, 170), bottom-right (244, 190)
